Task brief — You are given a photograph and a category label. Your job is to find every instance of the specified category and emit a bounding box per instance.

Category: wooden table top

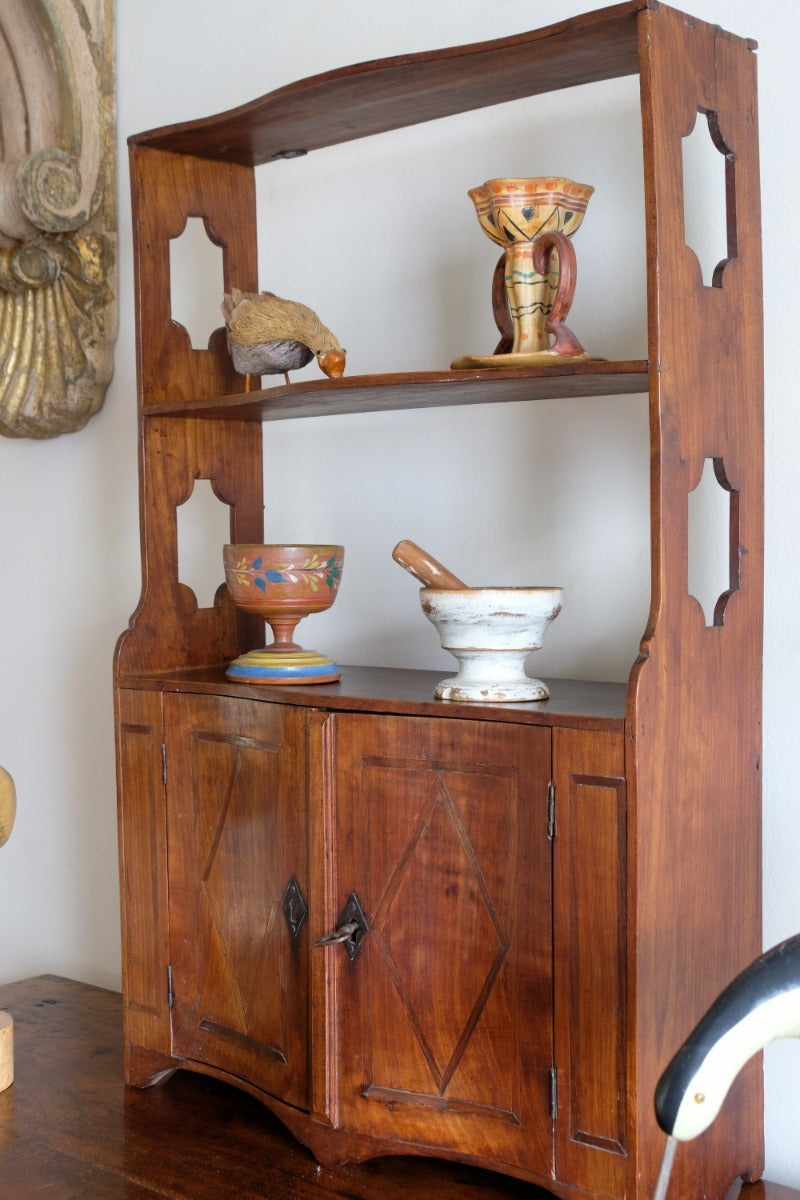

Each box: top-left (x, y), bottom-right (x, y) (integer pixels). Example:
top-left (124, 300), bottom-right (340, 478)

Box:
top-left (0, 975), bottom-right (795, 1200)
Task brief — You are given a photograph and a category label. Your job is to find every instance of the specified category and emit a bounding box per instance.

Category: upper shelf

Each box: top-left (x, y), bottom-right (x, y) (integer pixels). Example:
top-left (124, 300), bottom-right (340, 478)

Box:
top-left (146, 361), bottom-right (649, 421)
top-left (129, 1), bottom-right (646, 165)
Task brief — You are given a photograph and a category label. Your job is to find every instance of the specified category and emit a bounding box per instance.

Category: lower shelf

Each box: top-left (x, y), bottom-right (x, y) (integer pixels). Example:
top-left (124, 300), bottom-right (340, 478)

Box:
top-left (115, 662), bottom-right (628, 730)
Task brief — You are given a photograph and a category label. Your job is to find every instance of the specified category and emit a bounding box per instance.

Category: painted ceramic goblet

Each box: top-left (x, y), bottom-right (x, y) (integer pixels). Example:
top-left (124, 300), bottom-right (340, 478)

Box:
top-left (452, 176), bottom-right (594, 368)
top-left (223, 544), bottom-right (344, 684)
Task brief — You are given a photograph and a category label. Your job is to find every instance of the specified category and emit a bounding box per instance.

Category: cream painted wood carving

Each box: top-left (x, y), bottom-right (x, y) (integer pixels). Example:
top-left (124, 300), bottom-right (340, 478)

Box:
top-left (0, 766), bottom-right (15, 848)
top-left (0, 0), bottom-right (116, 438)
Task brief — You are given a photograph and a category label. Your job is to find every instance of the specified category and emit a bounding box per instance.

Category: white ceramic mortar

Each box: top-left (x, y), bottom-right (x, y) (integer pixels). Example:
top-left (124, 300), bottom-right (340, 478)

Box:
top-left (420, 586), bottom-right (563, 702)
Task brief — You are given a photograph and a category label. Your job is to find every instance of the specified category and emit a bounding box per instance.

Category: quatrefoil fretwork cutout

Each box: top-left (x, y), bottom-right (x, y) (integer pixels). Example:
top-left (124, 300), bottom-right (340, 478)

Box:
top-left (682, 108), bottom-right (737, 288)
top-left (687, 456), bottom-right (739, 627)
top-left (169, 216), bottom-right (225, 349)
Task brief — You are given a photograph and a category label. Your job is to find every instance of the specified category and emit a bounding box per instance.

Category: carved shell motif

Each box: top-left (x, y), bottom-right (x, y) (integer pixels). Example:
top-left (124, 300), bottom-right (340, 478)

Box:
top-left (0, 0), bottom-right (117, 439)
top-left (0, 233), bottom-right (115, 438)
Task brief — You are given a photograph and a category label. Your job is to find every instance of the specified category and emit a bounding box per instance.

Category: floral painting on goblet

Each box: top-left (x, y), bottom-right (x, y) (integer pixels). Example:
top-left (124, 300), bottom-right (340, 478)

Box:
top-left (223, 543), bottom-right (344, 684)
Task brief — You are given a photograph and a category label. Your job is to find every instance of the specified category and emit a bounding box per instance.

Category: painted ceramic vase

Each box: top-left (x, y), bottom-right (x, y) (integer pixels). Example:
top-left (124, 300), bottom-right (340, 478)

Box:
top-left (420, 585), bottom-right (563, 702)
top-left (223, 543), bottom-right (344, 684)
top-left (465, 176), bottom-right (593, 363)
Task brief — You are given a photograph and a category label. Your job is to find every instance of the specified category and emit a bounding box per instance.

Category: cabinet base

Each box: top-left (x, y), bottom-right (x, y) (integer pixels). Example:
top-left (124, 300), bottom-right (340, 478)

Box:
top-left (125, 1044), bottom-right (179, 1088)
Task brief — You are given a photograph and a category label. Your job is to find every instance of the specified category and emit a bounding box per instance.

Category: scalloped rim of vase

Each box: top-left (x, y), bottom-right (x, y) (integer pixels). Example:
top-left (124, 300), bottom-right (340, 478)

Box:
top-left (470, 176), bottom-right (595, 209)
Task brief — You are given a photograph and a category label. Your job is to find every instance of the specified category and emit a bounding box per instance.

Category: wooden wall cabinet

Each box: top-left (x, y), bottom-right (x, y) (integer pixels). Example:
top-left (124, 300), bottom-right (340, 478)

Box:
top-left (114, 5), bottom-right (764, 1198)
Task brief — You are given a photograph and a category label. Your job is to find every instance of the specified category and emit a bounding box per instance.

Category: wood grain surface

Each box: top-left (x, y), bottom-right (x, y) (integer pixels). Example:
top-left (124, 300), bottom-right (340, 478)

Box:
top-left (0, 977), bottom-right (793, 1200)
top-left (128, 5), bottom-right (646, 164)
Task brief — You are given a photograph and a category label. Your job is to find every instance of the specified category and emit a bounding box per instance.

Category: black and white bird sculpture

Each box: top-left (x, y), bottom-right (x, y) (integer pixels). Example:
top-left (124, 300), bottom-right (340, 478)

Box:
top-left (653, 933), bottom-right (800, 1199)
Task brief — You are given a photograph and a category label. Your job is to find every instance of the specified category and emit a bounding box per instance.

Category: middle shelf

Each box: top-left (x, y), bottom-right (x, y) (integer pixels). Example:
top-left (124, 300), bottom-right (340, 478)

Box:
top-left (143, 361), bottom-right (649, 421)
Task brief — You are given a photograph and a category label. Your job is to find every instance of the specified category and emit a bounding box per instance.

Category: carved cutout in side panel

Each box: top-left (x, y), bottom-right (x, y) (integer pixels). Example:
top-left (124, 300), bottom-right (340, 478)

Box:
top-left (553, 727), bottom-right (626, 1198)
top-left (331, 713), bottom-right (554, 1176)
top-left (682, 109), bottom-right (735, 288)
top-left (688, 456), bottom-right (739, 627)
top-left (169, 216), bottom-right (225, 350)
top-left (176, 477), bottom-right (231, 609)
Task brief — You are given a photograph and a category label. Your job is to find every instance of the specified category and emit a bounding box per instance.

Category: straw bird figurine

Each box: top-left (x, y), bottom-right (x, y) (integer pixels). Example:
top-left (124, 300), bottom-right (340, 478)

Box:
top-left (221, 288), bottom-right (346, 387)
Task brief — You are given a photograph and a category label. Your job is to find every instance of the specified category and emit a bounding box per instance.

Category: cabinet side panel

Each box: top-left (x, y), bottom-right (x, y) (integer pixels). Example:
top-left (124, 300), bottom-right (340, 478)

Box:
top-left (116, 142), bottom-right (263, 676)
top-left (115, 414), bottom-right (264, 676)
top-left (129, 145), bottom-right (257, 409)
top-left (631, 6), bottom-right (764, 1197)
top-left (115, 687), bottom-right (174, 1082)
top-left (553, 728), bottom-right (627, 1199)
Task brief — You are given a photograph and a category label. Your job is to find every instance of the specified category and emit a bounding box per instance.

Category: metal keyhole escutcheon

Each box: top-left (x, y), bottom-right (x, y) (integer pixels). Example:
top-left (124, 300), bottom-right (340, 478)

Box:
top-left (282, 875), bottom-right (308, 941)
top-left (316, 891), bottom-right (369, 961)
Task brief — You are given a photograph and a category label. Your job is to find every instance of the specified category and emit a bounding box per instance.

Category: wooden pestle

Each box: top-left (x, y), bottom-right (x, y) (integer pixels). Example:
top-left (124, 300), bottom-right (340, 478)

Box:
top-left (392, 540), bottom-right (468, 589)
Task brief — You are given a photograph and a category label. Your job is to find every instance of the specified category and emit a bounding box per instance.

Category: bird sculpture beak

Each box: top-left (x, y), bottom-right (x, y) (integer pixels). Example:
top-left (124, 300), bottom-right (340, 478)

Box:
top-left (318, 349), bottom-right (346, 379)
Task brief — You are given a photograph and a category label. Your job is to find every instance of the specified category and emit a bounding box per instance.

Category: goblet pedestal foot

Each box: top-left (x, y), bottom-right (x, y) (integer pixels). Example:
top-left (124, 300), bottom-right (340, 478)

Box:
top-left (451, 350), bottom-right (592, 370)
top-left (434, 666), bottom-right (550, 703)
top-left (225, 647), bottom-right (340, 684)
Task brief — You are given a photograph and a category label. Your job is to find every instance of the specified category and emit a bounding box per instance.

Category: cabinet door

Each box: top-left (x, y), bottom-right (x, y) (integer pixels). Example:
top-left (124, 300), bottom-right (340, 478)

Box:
top-left (165, 693), bottom-right (309, 1110)
top-left (329, 713), bottom-right (553, 1177)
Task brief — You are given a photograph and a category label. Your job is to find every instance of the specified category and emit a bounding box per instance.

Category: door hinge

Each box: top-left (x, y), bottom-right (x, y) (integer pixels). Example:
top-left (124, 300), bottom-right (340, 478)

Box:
top-left (161, 742), bottom-right (167, 786)
top-left (167, 964), bottom-right (174, 1008)
top-left (550, 1065), bottom-right (558, 1119)
top-left (547, 781), bottom-right (556, 840)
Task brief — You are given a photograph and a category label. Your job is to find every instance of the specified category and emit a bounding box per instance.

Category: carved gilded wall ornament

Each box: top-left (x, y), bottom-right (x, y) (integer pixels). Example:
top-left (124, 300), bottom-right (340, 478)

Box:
top-left (0, 766), bottom-right (15, 848)
top-left (0, 0), bottom-right (116, 439)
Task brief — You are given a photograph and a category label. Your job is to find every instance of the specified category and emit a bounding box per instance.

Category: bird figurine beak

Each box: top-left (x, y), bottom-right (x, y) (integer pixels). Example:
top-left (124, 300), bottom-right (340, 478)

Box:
top-left (318, 348), bottom-right (346, 379)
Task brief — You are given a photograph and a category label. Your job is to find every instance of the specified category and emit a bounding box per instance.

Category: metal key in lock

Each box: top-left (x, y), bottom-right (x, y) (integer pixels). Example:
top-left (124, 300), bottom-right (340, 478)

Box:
top-left (316, 920), bottom-right (359, 946)
top-left (315, 892), bottom-right (369, 961)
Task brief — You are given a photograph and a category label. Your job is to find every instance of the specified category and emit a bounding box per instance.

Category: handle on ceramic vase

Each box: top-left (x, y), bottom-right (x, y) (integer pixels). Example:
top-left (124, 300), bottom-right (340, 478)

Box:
top-left (532, 230), bottom-right (586, 357)
top-left (491, 254), bottom-right (514, 355)
top-left (392, 540), bottom-right (468, 589)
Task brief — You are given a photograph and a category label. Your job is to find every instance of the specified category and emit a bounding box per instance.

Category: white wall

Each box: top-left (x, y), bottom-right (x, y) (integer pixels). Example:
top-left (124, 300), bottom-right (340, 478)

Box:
top-left (0, 0), bottom-right (797, 1186)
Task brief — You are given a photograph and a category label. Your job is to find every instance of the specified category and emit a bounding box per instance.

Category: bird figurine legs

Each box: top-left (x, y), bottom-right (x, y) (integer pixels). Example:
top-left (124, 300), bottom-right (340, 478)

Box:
top-left (243, 370), bottom-right (294, 390)
top-left (222, 288), bottom-right (346, 384)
